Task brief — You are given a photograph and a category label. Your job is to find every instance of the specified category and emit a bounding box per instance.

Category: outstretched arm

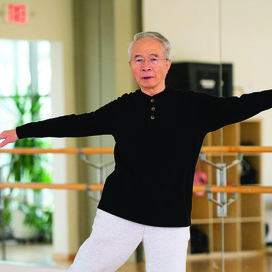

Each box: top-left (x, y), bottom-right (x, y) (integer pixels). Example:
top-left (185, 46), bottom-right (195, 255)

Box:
top-left (198, 89), bottom-right (272, 133)
top-left (0, 129), bottom-right (18, 148)
top-left (0, 96), bottom-right (122, 147)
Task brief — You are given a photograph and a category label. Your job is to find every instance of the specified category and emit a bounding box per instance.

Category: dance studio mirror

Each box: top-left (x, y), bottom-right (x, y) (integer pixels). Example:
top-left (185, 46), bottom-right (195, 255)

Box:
top-left (219, 2), bottom-right (272, 271)
top-left (143, 0), bottom-right (272, 270)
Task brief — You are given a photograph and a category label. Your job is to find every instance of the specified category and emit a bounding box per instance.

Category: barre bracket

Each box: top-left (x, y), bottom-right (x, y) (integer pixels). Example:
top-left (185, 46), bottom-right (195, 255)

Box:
top-left (85, 184), bottom-right (100, 202)
top-left (201, 153), bottom-right (242, 217)
top-left (79, 148), bottom-right (113, 201)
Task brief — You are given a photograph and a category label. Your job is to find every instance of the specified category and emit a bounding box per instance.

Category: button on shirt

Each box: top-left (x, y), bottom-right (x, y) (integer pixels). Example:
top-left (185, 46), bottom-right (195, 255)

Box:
top-left (150, 100), bottom-right (155, 119)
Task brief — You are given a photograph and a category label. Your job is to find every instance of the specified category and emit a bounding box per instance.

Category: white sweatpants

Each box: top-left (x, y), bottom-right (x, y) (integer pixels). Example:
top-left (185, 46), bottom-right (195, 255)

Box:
top-left (68, 209), bottom-right (190, 272)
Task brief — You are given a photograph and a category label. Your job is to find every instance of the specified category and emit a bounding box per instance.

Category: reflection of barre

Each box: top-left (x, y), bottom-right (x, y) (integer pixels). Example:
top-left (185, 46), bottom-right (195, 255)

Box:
top-left (193, 185), bottom-right (272, 194)
top-left (1, 146), bottom-right (272, 154)
top-left (202, 145), bottom-right (272, 153)
top-left (0, 183), bottom-right (272, 194)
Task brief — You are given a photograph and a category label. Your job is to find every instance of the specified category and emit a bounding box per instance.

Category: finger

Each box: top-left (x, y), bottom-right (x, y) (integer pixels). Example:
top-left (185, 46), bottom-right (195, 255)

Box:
top-left (0, 139), bottom-right (8, 148)
top-left (0, 131), bottom-right (7, 140)
top-left (0, 135), bottom-right (11, 148)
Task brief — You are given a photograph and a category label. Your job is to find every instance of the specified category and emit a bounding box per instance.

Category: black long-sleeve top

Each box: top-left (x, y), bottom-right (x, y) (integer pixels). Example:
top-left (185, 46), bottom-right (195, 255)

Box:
top-left (16, 87), bottom-right (272, 227)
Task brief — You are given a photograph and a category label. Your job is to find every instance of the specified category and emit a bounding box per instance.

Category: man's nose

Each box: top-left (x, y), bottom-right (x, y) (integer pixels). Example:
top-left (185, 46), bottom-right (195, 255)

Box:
top-left (141, 59), bottom-right (152, 71)
top-left (141, 66), bottom-right (151, 71)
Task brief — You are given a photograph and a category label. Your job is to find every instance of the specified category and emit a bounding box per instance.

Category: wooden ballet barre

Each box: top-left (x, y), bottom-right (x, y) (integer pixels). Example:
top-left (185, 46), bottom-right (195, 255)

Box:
top-left (0, 183), bottom-right (272, 194)
top-left (0, 147), bottom-right (114, 154)
top-left (1, 146), bottom-right (272, 154)
top-left (0, 183), bottom-right (104, 191)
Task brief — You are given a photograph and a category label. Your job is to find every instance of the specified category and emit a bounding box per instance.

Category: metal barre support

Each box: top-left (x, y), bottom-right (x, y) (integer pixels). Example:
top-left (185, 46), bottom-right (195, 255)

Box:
top-left (205, 185), bottom-right (237, 207)
top-left (79, 148), bottom-right (114, 201)
top-left (201, 153), bottom-right (242, 217)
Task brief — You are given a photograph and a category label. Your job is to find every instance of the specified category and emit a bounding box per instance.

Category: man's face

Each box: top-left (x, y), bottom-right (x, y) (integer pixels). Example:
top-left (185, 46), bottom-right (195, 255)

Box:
top-left (129, 38), bottom-right (171, 95)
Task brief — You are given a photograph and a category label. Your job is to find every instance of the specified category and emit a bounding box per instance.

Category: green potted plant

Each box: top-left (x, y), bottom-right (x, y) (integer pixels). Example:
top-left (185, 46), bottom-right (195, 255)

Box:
top-left (3, 86), bottom-right (52, 242)
top-left (11, 203), bottom-right (52, 242)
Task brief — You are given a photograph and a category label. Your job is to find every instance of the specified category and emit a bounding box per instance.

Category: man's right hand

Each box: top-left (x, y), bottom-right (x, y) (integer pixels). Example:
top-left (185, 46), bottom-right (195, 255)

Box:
top-left (0, 129), bottom-right (18, 148)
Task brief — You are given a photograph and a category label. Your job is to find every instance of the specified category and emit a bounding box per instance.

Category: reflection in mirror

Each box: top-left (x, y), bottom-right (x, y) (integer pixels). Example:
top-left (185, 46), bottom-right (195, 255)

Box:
top-left (143, 0), bottom-right (272, 271)
top-left (221, 1), bottom-right (272, 271)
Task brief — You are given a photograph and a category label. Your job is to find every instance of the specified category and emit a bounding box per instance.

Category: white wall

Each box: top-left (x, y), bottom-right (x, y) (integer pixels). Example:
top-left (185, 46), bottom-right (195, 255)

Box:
top-left (143, 0), bottom-right (221, 63)
top-left (143, 0), bottom-right (272, 204)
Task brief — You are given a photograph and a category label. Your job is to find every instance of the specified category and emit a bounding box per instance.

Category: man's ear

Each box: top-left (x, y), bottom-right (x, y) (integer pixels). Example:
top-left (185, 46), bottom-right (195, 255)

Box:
top-left (166, 59), bottom-right (171, 73)
top-left (129, 60), bottom-right (135, 71)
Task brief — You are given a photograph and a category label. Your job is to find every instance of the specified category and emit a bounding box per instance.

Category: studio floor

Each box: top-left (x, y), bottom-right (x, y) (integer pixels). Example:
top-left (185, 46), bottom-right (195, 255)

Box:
top-left (1, 242), bottom-right (272, 271)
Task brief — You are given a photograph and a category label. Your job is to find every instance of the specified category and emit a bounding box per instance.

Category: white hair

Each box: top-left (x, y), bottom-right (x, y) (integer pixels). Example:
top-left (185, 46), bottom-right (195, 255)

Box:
top-left (128, 31), bottom-right (172, 60)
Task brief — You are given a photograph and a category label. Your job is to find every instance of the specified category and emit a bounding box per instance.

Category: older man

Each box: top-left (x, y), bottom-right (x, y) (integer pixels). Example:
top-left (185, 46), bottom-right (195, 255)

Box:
top-left (1, 31), bottom-right (272, 272)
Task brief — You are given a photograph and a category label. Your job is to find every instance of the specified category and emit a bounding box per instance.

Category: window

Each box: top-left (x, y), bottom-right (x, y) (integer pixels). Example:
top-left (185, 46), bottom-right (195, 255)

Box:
top-left (0, 39), bottom-right (53, 207)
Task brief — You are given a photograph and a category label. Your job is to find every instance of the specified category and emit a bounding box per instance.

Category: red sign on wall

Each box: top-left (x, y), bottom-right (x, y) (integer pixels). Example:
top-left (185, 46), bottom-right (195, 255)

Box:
top-left (7, 4), bottom-right (27, 24)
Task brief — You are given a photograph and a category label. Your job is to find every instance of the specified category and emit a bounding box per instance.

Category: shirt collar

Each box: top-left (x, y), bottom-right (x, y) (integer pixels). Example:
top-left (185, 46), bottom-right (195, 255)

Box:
top-left (137, 87), bottom-right (169, 100)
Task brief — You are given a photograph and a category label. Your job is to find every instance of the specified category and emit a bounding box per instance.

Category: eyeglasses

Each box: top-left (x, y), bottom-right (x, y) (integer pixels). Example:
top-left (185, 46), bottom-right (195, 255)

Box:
top-left (131, 57), bottom-right (168, 65)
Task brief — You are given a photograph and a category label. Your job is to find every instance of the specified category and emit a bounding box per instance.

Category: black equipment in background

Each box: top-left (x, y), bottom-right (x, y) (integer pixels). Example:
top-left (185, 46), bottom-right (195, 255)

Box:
top-left (190, 226), bottom-right (209, 254)
top-left (165, 62), bottom-right (233, 97)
